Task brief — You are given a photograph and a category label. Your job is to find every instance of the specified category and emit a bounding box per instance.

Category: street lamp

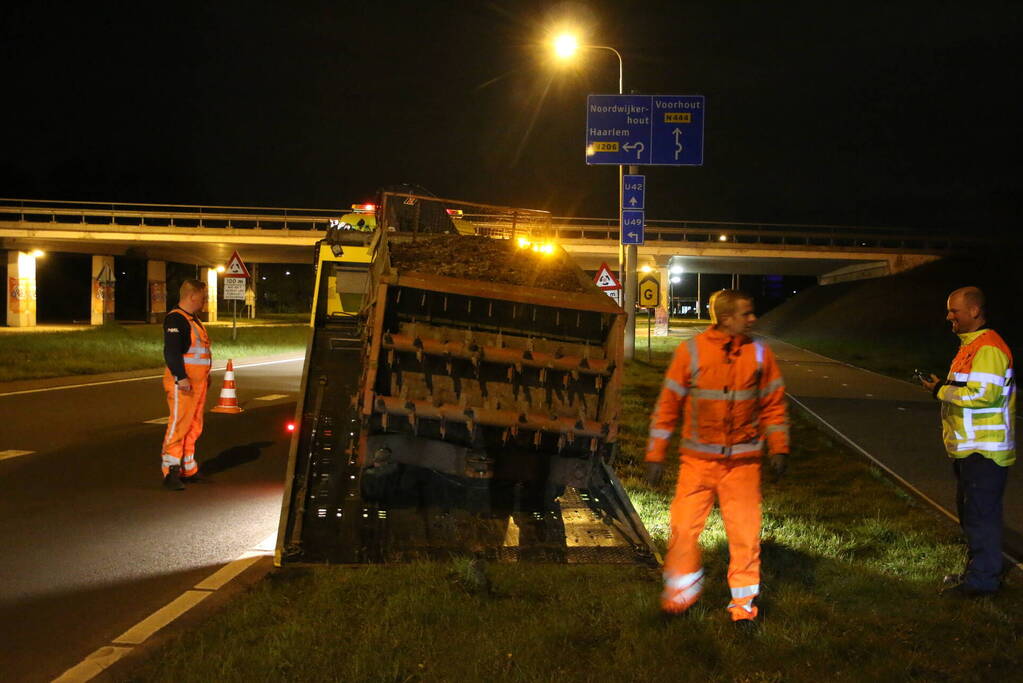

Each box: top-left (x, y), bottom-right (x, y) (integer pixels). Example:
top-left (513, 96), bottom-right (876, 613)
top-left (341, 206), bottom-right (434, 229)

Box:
top-left (551, 32), bottom-right (637, 357)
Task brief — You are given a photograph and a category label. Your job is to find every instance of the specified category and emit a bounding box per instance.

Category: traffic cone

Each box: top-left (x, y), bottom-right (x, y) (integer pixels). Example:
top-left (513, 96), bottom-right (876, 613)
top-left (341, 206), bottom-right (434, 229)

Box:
top-left (211, 359), bottom-right (244, 414)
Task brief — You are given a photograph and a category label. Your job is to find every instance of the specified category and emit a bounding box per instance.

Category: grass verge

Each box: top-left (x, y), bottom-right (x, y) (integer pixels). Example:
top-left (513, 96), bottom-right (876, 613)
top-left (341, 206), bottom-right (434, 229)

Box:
top-left (0, 322), bottom-right (309, 383)
top-left (125, 330), bottom-right (1021, 682)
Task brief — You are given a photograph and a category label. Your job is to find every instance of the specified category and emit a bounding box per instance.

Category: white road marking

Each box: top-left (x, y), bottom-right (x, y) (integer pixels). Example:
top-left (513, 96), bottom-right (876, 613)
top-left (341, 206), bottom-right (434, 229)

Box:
top-left (254, 394), bottom-right (289, 401)
top-left (112, 591), bottom-right (210, 645)
top-left (193, 555), bottom-right (262, 591)
top-left (865, 393), bottom-right (874, 397)
top-left (52, 646), bottom-right (133, 682)
top-left (0, 357), bottom-right (304, 398)
top-left (144, 417), bottom-right (169, 425)
top-left (0, 449), bottom-right (34, 461)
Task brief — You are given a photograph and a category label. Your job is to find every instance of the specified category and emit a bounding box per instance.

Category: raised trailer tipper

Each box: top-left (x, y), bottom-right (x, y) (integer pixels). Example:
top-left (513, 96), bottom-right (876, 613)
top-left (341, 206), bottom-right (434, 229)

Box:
top-left (276, 193), bottom-right (658, 565)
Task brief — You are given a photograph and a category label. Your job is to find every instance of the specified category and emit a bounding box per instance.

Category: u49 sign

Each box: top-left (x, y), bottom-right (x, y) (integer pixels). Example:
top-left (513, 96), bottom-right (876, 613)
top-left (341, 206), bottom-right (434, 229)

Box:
top-left (585, 94), bottom-right (705, 166)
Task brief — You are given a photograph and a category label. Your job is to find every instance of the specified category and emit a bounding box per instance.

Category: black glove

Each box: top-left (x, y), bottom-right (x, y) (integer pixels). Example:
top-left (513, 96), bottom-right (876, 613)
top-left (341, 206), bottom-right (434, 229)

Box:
top-left (644, 461), bottom-right (665, 487)
top-left (768, 452), bottom-right (788, 479)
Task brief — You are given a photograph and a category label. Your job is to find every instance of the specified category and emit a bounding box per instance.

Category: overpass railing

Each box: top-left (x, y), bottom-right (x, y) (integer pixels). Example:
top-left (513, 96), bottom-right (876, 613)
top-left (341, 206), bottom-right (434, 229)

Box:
top-left (1, 198), bottom-right (985, 251)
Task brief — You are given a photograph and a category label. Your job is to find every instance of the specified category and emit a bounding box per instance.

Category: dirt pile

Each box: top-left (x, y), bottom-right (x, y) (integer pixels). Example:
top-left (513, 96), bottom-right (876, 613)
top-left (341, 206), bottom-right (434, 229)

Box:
top-left (389, 235), bottom-right (589, 293)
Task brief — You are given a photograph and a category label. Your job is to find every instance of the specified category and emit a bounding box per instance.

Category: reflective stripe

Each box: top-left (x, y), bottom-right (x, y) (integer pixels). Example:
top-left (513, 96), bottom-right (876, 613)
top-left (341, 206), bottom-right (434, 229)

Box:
top-left (953, 372), bottom-right (969, 382)
top-left (184, 357), bottom-right (212, 366)
top-left (186, 345), bottom-right (211, 356)
top-left (754, 342), bottom-right (764, 365)
top-left (663, 569), bottom-right (705, 607)
top-left (952, 440), bottom-right (1015, 452)
top-left (664, 378), bottom-right (688, 397)
top-left (691, 387), bottom-right (758, 401)
top-left (650, 428), bottom-right (673, 440)
top-left (730, 584), bottom-right (759, 599)
top-left (687, 338), bottom-right (700, 383)
top-left (968, 372), bottom-right (1006, 386)
top-left (162, 453), bottom-right (178, 468)
top-left (182, 454), bottom-right (196, 465)
top-left (765, 424), bottom-right (788, 435)
top-left (760, 377), bottom-right (785, 396)
top-left (664, 568), bottom-right (704, 590)
top-left (681, 438), bottom-right (763, 456)
top-left (728, 600), bottom-right (756, 613)
top-left (164, 384), bottom-right (180, 446)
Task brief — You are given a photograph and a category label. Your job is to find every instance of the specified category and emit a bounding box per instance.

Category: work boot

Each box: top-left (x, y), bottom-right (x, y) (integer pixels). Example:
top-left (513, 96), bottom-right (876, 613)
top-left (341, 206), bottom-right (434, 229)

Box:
top-left (732, 618), bottom-right (758, 634)
top-left (163, 466), bottom-right (185, 491)
top-left (940, 582), bottom-right (996, 599)
top-left (181, 472), bottom-right (206, 484)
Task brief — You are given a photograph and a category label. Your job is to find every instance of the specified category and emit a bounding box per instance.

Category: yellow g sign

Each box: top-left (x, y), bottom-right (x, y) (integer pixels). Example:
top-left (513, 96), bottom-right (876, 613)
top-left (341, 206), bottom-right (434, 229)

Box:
top-left (638, 275), bottom-right (660, 308)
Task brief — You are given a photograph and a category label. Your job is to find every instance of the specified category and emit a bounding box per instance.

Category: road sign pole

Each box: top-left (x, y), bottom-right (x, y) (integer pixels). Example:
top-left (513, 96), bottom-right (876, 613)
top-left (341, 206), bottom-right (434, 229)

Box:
top-left (620, 163), bottom-right (633, 360)
top-left (624, 163), bottom-right (639, 360)
top-left (617, 163), bottom-right (626, 359)
top-left (232, 300), bottom-right (237, 341)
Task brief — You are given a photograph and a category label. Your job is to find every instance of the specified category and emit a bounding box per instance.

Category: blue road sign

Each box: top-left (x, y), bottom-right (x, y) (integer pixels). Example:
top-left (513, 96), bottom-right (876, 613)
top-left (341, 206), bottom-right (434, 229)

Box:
top-left (623, 175), bottom-right (645, 210)
top-left (586, 94), bottom-right (704, 166)
top-left (621, 210), bottom-right (645, 245)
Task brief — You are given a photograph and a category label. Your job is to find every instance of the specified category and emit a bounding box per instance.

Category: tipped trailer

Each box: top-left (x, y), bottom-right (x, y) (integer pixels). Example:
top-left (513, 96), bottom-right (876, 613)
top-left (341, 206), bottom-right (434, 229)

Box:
top-left (276, 193), bottom-right (658, 566)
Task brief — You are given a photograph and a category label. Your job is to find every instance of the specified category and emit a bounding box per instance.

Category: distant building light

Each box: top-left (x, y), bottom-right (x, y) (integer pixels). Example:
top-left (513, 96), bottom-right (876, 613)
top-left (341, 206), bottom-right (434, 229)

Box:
top-left (670, 277), bottom-right (682, 284)
top-left (216, 265), bottom-right (226, 273)
top-left (262, 276), bottom-right (267, 280)
top-left (640, 265), bottom-right (653, 273)
top-left (285, 271), bottom-right (291, 276)
top-left (719, 234), bottom-right (728, 242)
top-left (669, 265), bottom-right (684, 275)
top-left (31, 249), bottom-right (45, 258)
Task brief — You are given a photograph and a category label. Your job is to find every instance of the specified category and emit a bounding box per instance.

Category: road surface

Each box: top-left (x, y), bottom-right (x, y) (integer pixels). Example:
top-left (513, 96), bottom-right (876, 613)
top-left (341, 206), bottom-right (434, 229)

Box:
top-left (0, 357), bottom-right (302, 682)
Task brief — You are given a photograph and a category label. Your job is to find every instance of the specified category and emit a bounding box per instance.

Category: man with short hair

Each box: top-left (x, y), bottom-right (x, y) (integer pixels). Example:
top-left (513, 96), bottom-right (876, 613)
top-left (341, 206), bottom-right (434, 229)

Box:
top-left (645, 290), bottom-right (789, 625)
top-left (922, 286), bottom-right (1015, 596)
top-left (160, 279), bottom-right (212, 490)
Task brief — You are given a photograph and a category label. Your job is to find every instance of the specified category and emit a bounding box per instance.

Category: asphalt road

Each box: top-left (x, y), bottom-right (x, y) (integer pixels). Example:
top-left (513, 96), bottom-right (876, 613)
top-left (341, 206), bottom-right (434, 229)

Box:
top-left (0, 357), bottom-right (303, 683)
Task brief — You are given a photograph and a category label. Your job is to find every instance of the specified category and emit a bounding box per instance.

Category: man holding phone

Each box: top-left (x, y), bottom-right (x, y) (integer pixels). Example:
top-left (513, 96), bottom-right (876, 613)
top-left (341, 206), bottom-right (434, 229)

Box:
top-left (920, 286), bottom-right (1015, 597)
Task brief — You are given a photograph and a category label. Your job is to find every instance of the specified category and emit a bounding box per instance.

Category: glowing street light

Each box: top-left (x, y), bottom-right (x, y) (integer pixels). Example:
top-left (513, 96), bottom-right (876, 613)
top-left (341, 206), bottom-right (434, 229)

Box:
top-left (216, 265), bottom-right (226, 273)
top-left (31, 249), bottom-right (45, 258)
top-left (553, 33), bottom-right (579, 59)
top-left (669, 264), bottom-right (684, 275)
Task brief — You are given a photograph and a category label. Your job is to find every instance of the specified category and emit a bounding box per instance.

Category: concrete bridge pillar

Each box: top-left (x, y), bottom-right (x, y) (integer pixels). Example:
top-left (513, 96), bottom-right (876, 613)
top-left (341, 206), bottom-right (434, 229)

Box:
top-left (200, 267), bottom-right (218, 322)
top-left (90, 255), bottom-right (115, 325)
top-left (147, 260), bottom-right (167, 323)
top-left (6, 251), bottom-right (38, 327)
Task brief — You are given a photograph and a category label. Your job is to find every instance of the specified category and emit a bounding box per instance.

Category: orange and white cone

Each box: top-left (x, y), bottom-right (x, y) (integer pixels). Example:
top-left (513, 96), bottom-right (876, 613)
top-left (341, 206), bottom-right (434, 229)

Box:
top-left (211, 359), bottom-right (244, 414)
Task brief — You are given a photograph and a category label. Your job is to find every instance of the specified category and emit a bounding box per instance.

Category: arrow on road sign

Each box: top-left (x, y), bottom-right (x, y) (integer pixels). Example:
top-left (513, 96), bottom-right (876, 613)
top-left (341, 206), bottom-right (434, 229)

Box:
top-left (623, 142), bottom-right (645, 159)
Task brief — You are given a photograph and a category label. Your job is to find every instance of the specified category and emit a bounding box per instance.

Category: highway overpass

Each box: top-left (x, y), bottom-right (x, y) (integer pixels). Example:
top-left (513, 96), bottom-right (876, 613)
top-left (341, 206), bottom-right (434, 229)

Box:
top-left (1, 198), bottom-right (980, 326)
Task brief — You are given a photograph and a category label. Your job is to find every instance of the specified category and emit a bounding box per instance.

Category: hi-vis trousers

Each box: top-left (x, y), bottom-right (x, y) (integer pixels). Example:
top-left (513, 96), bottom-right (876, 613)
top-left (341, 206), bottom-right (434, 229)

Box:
top-left (161, 368), bottom-right (209, 476)
top-left (662, 456), bottom-right (762, 620)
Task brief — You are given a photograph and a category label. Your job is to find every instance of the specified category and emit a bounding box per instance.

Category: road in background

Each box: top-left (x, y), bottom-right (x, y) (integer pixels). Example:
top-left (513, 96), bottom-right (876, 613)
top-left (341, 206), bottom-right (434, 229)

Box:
top-left (0, 358), bottom-right (302, 683)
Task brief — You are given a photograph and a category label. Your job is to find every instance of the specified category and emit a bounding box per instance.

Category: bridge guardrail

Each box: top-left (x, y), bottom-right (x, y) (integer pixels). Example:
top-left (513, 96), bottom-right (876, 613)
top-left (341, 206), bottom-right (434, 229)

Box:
top-left (0, 198), bottom-right (987, 251)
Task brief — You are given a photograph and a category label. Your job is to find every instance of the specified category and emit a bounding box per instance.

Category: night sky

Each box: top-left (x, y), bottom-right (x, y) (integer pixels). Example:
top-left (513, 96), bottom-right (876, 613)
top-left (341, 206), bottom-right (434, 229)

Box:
top-left (2, 1), bottom-right (1020, 235)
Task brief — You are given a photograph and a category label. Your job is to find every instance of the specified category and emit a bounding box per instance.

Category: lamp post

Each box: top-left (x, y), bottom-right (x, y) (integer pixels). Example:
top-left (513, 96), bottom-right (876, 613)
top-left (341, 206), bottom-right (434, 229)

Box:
top-left (552, 34), bottom-right (638, 358)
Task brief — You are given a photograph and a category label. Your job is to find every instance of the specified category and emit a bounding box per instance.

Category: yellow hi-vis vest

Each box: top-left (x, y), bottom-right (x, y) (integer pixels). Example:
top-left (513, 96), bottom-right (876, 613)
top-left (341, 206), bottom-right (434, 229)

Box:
top-left (937, 328), bottom-right (1015, 466)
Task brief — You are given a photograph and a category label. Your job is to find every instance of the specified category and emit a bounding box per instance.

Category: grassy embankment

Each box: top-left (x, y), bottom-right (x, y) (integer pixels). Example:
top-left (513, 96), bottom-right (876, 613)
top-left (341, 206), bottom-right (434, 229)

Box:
top-left (126, 332), bottom-right (1022, 682)
top-left (0, 319), bottom-right (309, 383)
top-left (755, 255), bottom-right (1023, 381)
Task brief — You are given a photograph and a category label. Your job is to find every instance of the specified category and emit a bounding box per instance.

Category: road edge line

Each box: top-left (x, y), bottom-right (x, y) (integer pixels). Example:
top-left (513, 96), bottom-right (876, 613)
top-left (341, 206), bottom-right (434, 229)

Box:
top-left (51, 533), bottom-right (276, 682)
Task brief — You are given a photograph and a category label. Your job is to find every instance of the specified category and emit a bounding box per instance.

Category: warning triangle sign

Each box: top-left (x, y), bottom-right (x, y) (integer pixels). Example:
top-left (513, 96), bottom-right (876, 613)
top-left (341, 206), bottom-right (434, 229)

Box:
top-left (224, 250), bottom-right (251, 278)
top-left (593, 262), bottom-right (622, 290)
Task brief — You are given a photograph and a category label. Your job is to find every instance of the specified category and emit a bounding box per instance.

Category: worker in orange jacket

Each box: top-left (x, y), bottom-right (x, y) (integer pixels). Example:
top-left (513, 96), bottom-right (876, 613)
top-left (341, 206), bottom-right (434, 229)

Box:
top-left (160, 279), bottom-right (212, 491)
top-left (645, 289), bottom-right (789, 625)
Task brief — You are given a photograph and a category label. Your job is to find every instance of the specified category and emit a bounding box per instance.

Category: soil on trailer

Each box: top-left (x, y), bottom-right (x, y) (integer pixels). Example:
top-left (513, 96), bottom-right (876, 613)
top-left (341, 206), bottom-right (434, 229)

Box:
top-left (389, 235), bottom-right (589, 293)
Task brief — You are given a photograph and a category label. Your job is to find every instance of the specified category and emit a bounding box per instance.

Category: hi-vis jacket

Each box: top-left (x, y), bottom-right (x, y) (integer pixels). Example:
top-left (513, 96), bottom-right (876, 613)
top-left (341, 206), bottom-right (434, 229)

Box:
top-left (646, 327), bottom-right (789, 462)
top-left (938, 328), bottom-right (1015, 466)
